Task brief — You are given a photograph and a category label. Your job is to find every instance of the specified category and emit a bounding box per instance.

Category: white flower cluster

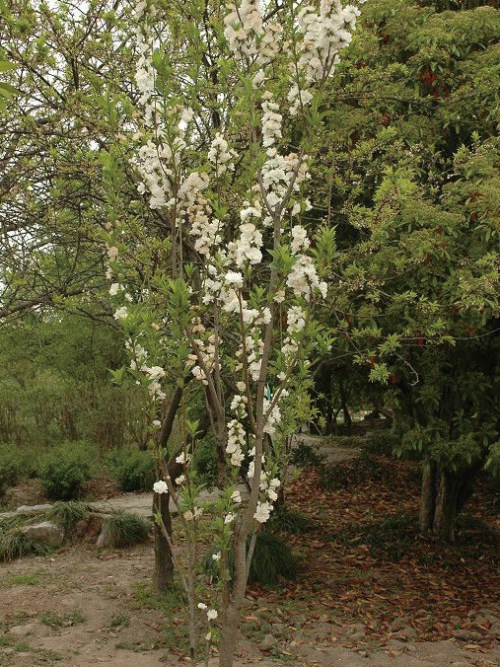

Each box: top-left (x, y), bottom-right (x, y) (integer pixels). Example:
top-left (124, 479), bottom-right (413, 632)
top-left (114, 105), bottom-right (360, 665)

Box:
top-left (226, 391), bottom-right (248, 467)
top-left (253, 474), bottom-right (280, 523)
top-left (228, 222), bottom-right (263, 267)
top-left (262, 396), bottom-right (281, 437)
top-left (141, 363), bottom-right (167, 401)
top-left (261, 150), bottom-right (310, 213)
top-left (134, 1), bottom-right (156, 125)
top-left (135, 138), bottom-right (176, 209)
top-left (281, 305), bottom-right (307, 360)
top-left (286, 225), bottom-right (327, 301)
top-left (187, 319), bottom-right (216, 386)
top-left (287, 255), bottom-right (327, 302)
top-left (208, 133), bottom-right (236, 177)
top-left (261, 95), bottom-right (282, 149)
top-left (257, 21), bottom-right (283, 65)
top-left (287, 85), bottom-right (313, 117)
top-left (296, 0), bottom-right (359, 85)
top-left (247, 453), bottom-right (281, 524)
top-left (223, 0), bottom-right (262, 59)
top-left (197, 603), bottom-right (218, 622)
top-left (235, 335), bottom-right (263, 381)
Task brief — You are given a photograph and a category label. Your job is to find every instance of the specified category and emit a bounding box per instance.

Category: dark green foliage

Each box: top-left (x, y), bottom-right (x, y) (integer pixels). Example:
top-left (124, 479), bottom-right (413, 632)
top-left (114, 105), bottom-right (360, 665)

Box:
top-left (365, 431), bottom-right (400, 456)
top-left (0, 447), bottom-right (21, 496)
top-left (106, 448), bottom-right (155, 492)
top-left (102, 513), bottom-right (150, 547)
top-left (204, 530), bottom-right (297, 586)
top-left (270, 508), bottom-right (313, 534)
top-left (0, 529), bottom-right (49, 562)
top-left (46, 501), bottom-right (90, 535)
top-left (290, 442), bottom-right (325, 469)
top-left (192, 435), bottom-right (219, 488)
top-left (38, 442), bottom-right (94, 500)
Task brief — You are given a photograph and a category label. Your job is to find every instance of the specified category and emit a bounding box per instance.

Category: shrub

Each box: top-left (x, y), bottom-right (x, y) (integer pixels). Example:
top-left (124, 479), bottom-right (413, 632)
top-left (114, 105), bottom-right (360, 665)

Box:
top-left (193, 436), bottom-right (219, 488)
top-left (0, 447), bottom-right (21, 496)
top-left (204, 530), bottom-right (297, 586)
top-left (365, 430), bottom-right (400, 456)
top-left (102, 513), bottom-right (150, 547)
top-left (106, 448), bottom-right (155, 492)
top-left (38, 442), bottom-right (94, 500)
top-left (289, 442), bottom-right (325, 469)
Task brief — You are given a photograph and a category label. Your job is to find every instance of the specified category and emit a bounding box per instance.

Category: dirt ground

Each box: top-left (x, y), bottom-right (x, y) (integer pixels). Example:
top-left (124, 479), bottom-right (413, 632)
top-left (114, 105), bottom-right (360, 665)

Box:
top-left (0, 543), bottom-right (498, 666)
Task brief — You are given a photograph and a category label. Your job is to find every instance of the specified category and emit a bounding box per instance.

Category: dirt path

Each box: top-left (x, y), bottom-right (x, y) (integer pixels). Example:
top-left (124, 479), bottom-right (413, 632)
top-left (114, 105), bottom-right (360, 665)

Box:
top-left (1, 544), bottom-right (499, 666)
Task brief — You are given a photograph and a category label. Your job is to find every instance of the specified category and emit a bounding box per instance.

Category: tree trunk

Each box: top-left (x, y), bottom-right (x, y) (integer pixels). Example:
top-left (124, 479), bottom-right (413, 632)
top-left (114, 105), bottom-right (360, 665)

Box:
top-left (338, 379), bottom-right (351, 435)
top-left (433, 471), bottom-right (459, 543)
top-left (152, 491), bottom-right (174, 592)
top-left (418, 463), bottom-right (476, 543)
top-left (419, 461), bottom-right (436, 532)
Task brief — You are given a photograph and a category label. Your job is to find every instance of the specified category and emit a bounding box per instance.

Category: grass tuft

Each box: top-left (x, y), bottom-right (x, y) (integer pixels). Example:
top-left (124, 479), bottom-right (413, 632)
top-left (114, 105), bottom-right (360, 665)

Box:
top-left (46, 501), bottom-right (90, 535)
top-left (103, 513), bottom-right (150, 547)
top-left (270, 508), bottom-right (314, 534)
top-left (0, 529), bottom-right (49, 562)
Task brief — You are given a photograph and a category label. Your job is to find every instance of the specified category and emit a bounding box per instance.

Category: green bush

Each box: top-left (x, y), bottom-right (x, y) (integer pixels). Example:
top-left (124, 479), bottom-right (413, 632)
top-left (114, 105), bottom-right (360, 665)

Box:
top-left (0, 446), bottom-right (22, 496)
top-left (290, 442), bottom-right (326, 468)
top-left (204, 530), bottom-right (297, 586)
top-left (106, 448), bottom-right (155, 492)
top-left (38, 442), bottom-right (94, 500)
top-left (193, 436), bottom-right (219, 488)
top-left (365, 430), bottom-right (400, 456)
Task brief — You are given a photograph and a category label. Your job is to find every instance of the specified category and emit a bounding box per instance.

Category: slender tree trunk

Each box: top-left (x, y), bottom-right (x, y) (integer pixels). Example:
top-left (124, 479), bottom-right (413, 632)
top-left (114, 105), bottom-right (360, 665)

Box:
top-left (419, 461), bottom-right (436, 532)
top-left (152, 491), bottom-right (174, 592)
top-left (338, 378), bottom-right (351, 435)
top-left (218, 536), bottom-right (248, 667)
top-left (433, 471), bottom-right (459, 543)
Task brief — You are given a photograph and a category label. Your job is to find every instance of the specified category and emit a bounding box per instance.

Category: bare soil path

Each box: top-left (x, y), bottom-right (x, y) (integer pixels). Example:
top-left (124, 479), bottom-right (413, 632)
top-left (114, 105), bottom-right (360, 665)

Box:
top-left (1, 544), bottom-right (499, 666)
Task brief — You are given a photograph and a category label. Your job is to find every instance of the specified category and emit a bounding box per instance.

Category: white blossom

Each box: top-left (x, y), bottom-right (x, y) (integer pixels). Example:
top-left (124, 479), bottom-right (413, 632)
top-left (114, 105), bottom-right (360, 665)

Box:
top-left (153, 480), bottom-right (168, 494)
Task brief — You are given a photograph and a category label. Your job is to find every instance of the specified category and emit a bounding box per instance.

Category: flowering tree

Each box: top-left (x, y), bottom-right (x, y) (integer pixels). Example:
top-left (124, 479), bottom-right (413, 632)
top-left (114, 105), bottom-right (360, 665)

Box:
top-left (104, 0), bottom-right (360, 664)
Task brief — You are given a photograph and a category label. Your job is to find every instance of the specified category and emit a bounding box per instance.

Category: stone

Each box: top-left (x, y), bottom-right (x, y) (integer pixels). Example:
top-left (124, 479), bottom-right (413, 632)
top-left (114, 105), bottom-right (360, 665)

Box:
top-left (489, 622), bottom-right (500, 637)
top-left (96, 521), bottom-right (114, 549)
top-left (452, 629), bottom-right (483, 642)
top-left (16, 504), bottom-right (53, 515)
top-left (259, 633), bottom-right (278, 651)
top-left (345, 623), bottom-right (366, 639)
top-left (451, 662), bottom-right (473, 667)
top-left (8, 623), bottom-right (38, 638)
top-left (271, 622), bottom-right (287, 635)
top-left (22, 522), bottom-right (63, 548)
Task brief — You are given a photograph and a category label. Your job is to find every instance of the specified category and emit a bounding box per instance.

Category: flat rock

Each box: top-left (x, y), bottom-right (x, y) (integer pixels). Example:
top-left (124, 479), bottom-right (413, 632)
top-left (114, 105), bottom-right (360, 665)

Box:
top-left (259, 633), bottom-right (278, 651)
top-left (16, 503), bottom-right (53, 514)
top-left (22, 521), bottom-right (63, 547)
top-left (452, 629), bottom-right (483, 642)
